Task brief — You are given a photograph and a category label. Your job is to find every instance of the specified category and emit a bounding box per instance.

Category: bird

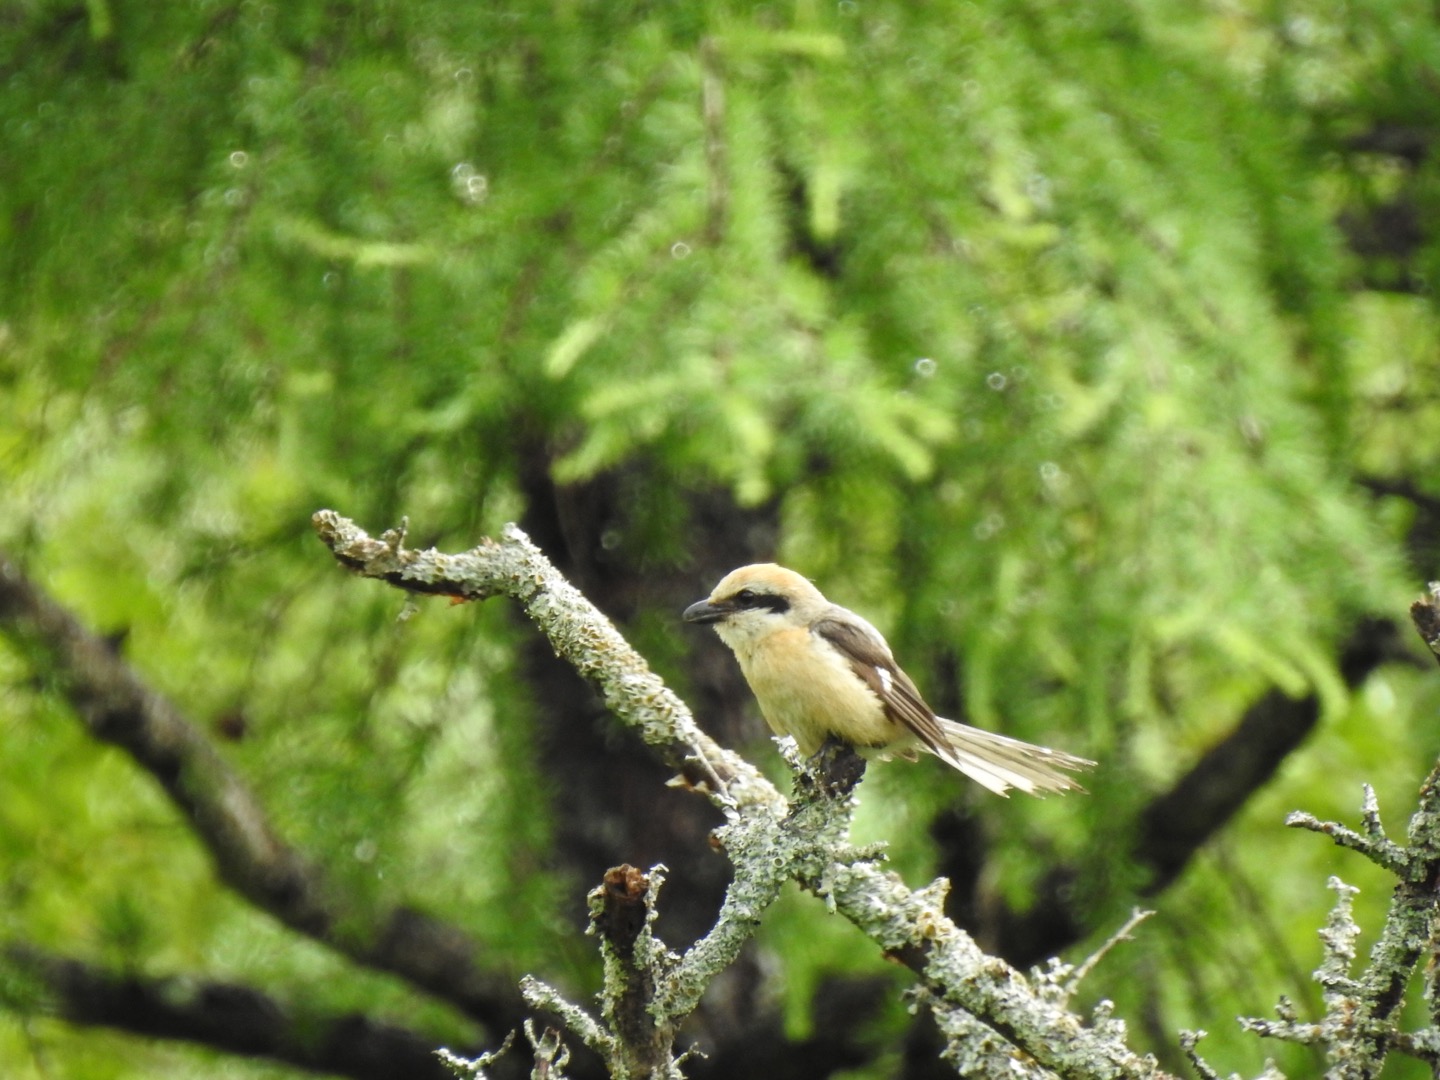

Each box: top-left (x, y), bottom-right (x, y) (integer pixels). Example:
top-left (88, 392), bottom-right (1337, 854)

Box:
top-left (683, 564), bottom-right (1093, 797)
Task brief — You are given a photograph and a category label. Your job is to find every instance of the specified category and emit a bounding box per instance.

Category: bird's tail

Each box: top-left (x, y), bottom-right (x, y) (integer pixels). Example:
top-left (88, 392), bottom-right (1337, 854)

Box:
top-left (929, 718), bottom-right (1094, 797)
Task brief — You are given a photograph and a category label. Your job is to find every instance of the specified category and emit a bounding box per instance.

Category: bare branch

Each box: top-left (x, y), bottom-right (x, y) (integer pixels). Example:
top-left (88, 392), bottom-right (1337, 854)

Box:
top-left (2, 944), bottom-right (462, 1080)
top-left (1059, 909), bottom-right (1155, 1000)
top-left (590, 865), bottom-right (679, 1078)
top-left (1249, 755), bottom-right (1440, 1079)
top-left (436, 1030), bottom-right (517, 1079)
top-left (526, 1023), bottom-right (573, 1080)
top-left (1314, 877), bottom-right (1362, 1004)
top-left (1182, 1029), bottom-right (1287, 1080)
top-left (520, 975), bottom-right (613, 1061)
top-left (1388, 1028), bottom-right (1440, 1069)
top-left (1285, 799), bottom-right (1414, 880)
top-left (0, 547), bottom-right (517, 1030)
top-left (1177, 1031), bottom-right (1226, 1080)
top-left (821, 856), bottom-right (1173, 1079)
top-left (315, 511), bottom-right (1180, 1079)
top-left (1137, 686), bottom-right (1319, 896)
top-left (312, 510), bottom-right (783, 815)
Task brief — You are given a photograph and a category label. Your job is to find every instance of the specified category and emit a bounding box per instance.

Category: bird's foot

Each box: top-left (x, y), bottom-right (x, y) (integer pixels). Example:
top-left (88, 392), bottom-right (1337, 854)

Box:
top-left (809, 738), bottom-right (866, 798)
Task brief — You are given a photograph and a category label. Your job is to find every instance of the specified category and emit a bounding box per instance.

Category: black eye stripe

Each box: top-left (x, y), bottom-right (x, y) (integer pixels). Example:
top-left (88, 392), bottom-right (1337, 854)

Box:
top-left (730, 589), bottom-right (790, 615)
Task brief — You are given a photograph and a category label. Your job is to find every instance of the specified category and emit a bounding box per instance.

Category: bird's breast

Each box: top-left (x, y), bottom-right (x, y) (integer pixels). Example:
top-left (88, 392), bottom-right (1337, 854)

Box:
top-left (732, 627), bottom-right (901, 755)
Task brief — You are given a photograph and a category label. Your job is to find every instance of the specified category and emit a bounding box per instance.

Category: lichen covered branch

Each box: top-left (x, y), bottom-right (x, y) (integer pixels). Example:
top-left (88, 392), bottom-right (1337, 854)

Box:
top-left (590, 866), bottom-right (680, 1078)
top-left (1234, 587), bottom-right (1440, 1078)
top-left (312, 510), bottom-right (782, 815)
top-left (1250, 772), bottom-right (1440, 1079)
top-left (315, 512), bottom-right (1183, 1078)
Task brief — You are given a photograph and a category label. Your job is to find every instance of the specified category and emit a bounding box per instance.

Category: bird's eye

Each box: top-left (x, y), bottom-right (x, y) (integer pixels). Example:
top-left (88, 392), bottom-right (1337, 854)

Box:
top-left (735, 588), bottom-right (758, 605)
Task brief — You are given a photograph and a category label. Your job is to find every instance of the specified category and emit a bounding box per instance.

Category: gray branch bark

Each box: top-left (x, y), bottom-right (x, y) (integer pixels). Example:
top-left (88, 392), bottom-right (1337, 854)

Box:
top-left (315, 510), bottom-right (1175, 1080)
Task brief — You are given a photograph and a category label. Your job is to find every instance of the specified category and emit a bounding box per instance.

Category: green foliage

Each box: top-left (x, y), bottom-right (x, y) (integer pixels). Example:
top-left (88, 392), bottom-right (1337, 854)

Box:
top-left (5, 0), bottom-right (1440, 1076)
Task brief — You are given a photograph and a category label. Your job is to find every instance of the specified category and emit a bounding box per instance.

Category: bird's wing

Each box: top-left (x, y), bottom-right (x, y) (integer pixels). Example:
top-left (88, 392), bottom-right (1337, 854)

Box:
top-left (809, 615), bottom-right (951, 755)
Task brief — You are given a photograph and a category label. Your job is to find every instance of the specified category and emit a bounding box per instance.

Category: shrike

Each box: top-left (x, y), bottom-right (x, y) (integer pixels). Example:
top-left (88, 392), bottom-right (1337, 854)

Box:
top-left (684, 564), bottom-right (1093, 796)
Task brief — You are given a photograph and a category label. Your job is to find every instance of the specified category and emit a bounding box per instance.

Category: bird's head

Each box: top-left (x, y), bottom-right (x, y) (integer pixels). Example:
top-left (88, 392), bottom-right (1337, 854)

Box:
top-left (683, 564), bottom-right (825, 652)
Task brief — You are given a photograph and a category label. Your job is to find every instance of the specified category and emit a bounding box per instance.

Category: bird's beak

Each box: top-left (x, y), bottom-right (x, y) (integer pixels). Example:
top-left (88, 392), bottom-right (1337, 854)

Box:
top-left (682, 598), bottom-right (729, 624)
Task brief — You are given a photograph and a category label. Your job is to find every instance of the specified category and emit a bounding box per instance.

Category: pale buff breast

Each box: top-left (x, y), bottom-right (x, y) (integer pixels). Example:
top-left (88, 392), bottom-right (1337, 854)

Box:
top-left (726, 625), bottom-right (903, 755)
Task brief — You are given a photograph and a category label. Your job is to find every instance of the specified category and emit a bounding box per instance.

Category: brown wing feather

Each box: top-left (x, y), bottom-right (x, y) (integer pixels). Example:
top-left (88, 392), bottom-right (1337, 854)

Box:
top-left (810, 617), bottom-right (951, 754)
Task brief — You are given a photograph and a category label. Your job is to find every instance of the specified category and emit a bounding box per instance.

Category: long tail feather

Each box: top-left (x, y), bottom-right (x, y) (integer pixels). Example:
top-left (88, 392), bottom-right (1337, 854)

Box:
top-left (929, 719), bottom-right (1094, 797)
